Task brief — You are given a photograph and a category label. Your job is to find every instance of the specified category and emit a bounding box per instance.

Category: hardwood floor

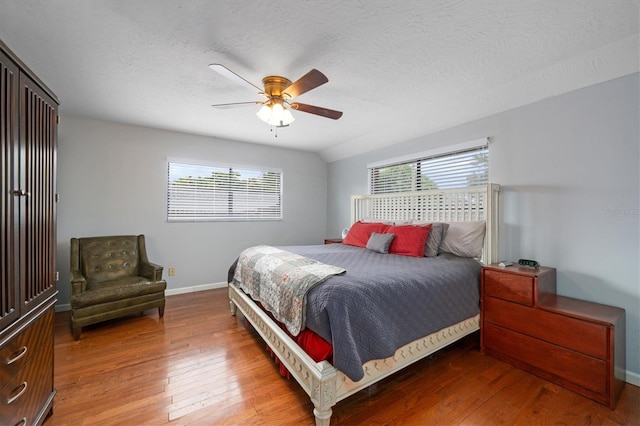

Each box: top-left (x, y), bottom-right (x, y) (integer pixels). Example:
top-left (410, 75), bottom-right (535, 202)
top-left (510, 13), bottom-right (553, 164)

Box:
top-left (47, 288), bottom-right (639, 425)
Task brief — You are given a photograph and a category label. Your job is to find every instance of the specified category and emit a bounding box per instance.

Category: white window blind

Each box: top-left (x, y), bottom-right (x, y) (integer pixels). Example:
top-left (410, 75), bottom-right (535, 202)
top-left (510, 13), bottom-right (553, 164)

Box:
top-left (369, 143), bottom-right (489, 194)
top-left (167, 161), bottom-right (282, 221)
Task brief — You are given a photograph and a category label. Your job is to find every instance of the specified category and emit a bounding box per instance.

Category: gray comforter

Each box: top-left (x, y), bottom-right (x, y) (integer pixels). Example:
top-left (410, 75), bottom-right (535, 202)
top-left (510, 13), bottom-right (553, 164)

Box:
top-left (230, 243), bottom-right (481, 382)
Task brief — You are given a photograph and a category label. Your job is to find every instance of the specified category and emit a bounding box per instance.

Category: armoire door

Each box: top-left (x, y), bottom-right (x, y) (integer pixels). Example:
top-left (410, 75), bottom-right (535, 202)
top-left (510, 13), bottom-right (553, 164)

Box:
top-left (17, 72), bottom-right (58, 316)
top-left (0, 48), bottom-right (20, 330)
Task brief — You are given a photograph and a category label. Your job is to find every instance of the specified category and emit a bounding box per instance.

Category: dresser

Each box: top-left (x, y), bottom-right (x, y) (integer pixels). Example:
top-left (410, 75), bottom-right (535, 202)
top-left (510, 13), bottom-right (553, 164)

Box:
top-left (480, 264), bottom-right (625, 409)
top-left (1, 39), bottom-right (58, 425)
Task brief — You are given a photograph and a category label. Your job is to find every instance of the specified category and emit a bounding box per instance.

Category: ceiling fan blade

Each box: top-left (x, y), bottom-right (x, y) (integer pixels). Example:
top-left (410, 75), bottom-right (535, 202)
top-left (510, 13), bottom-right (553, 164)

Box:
top-left (283, 69), bottom-right (328, 98)
top-left (290, 102), bottom-right (343, 120)
top-left (211, 101), bottom-right (262, 109)
top-left (209, 64), bottom-right (262, 92)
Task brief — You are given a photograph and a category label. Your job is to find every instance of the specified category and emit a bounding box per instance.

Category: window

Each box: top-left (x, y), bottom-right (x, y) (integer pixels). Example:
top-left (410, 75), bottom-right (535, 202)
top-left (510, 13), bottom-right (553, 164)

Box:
top-left (368, 139), bottom-right (489, 194)
top-left (167, 161), bottom-right (282, 221)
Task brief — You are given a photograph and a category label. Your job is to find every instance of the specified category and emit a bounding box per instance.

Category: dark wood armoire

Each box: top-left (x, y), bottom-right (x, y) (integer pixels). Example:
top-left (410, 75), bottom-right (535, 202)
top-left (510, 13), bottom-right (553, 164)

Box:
top-left (1, 39), bottom-right (58, 426)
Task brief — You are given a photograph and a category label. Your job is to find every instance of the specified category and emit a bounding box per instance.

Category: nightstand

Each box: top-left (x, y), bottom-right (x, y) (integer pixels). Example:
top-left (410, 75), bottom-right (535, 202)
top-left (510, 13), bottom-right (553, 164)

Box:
top-left (324, 238), bottom-right (343, 244)
top-left (480, 264), bottom-right (625, 409)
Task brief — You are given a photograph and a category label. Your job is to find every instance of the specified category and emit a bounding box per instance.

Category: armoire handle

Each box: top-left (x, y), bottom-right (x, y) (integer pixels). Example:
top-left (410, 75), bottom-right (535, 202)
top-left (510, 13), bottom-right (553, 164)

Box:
top-left (7, 381), bottom-right (27, 404)
top-left (12, 189), bottom-right (30, 197)
top-left (7, 346), bottom-right (28, 365)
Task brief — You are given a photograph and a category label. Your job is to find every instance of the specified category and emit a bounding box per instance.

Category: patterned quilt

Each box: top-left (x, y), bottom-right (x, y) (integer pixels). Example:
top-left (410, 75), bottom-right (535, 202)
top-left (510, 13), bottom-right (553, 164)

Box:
top-left (232, 245), bottom-right (346, 335)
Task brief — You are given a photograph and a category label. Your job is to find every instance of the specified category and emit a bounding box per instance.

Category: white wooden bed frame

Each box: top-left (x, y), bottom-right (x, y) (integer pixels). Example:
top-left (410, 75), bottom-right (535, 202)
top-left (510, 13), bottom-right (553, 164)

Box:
top-left (228, 184), bottom-right (500, 425)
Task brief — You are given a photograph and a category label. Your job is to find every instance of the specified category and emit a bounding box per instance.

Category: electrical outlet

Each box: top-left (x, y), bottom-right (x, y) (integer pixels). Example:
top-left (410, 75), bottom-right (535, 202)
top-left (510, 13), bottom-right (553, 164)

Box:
top-left (168, 267), bottom-right (175, 276)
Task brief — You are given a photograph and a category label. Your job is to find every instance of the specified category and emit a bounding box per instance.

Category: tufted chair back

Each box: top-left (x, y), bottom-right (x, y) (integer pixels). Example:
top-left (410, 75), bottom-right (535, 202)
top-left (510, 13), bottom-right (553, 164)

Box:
top-left (79, 235), bottom-right (140, 284)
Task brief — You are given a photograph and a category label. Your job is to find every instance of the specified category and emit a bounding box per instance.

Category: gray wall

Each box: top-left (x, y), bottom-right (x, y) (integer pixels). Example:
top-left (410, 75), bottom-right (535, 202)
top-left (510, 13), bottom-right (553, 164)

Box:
top-left (327, 73), bottom-right (640, 383)
top-left (56, 116), bottom-right (327, 306)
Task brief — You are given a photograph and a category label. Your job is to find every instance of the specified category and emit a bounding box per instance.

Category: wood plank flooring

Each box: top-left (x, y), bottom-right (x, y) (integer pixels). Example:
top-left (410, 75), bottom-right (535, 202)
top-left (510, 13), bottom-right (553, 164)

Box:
top-left (47, 288), bottom-right (639, 425)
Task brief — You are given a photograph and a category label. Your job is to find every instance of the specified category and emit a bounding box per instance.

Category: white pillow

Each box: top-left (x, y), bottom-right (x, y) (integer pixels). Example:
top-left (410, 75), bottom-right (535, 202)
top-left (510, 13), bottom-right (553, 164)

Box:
top-left (439, 221), bottom-right (486, 258)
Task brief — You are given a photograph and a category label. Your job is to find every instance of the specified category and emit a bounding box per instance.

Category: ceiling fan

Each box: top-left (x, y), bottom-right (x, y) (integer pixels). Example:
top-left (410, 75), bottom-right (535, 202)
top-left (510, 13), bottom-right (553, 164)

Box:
top-left (209, 64), bottom-right (343, 127)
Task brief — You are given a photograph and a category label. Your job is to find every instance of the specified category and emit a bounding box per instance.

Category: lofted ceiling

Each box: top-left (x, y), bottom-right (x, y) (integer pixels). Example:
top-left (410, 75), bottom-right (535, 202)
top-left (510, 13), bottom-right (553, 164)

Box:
top-left (0, 0), bottom-right (637, 162)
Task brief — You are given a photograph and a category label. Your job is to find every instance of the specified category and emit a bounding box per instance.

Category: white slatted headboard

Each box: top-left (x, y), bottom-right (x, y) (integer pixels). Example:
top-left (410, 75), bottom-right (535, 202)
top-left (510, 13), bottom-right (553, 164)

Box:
top-left (350, 184), bottom-right (500, 264)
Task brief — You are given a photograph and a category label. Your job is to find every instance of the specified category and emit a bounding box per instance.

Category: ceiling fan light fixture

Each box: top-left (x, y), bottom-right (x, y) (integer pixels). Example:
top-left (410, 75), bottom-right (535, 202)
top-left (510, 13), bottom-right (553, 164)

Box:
top-left (256, 104), bottom-right (272, 122)
top-left (256, 102), bottom-right (295, 127)
top-left (211, 65), bottom-right (342, 125)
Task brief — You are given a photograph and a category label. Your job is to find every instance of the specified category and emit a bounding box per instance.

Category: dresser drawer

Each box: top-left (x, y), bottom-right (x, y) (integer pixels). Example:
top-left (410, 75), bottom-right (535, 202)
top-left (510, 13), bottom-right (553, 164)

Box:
top-left (0, 308), bottom-right (54, 387)
top-left (483, 322), bottom-right (607, 396)
top-left (483, 269), bottom-right (534, 305)
top-left (483, 297), bottom-right (608, 359)
top-left (0, 342), bottom-right (54, 426)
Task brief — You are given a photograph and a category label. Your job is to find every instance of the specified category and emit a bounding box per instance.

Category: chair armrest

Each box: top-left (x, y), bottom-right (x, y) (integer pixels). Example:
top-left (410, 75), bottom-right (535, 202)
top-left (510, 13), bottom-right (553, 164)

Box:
top-left (140, 262), bottom-right (164, 281)
top-left (71, 270), bottom-right (87, 294)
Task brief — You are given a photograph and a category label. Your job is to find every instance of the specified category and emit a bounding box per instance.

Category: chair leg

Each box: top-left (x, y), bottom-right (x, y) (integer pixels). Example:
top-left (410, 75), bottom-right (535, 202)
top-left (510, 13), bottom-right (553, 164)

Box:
top-left (158, 305), bottom-right (165, 318)
top-left (72, 327), bottom-right (81, 341)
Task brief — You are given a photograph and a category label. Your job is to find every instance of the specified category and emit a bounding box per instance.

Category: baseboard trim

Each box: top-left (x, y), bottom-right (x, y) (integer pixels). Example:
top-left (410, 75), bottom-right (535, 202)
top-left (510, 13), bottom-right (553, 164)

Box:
top-left (165, 281), bottom-right (228, 296)
top-left (626, 370), bottom-right (640, 387)
top-left (55, 303), bottom-right (71, 312)
top-left (53, 282), bottom-right (228, 313)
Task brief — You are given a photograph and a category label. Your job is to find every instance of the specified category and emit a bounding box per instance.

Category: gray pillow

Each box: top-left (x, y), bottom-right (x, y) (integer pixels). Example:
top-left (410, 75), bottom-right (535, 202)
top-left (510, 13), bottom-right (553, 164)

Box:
top-left (366, 232), bottom-right (395, 254)
top-left (412, 221), bottom-right (449, 257)
top-left (426, 222), bottom-right (448, 257)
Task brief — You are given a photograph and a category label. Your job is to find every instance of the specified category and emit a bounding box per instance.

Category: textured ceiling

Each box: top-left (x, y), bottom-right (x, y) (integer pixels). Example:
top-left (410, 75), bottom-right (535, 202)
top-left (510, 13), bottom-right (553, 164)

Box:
top-left (0, 0), bottom-right (637, 162)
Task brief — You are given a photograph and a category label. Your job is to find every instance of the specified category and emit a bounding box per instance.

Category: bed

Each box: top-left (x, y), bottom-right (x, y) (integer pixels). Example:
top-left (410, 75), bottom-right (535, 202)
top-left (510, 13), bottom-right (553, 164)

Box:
top-left (228, 184), bottom-right (500, 425)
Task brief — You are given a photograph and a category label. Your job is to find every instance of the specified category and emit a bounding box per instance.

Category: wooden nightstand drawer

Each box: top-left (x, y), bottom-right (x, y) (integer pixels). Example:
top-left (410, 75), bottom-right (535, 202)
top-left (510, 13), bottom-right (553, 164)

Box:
top-left (482, 266), bottom-right (556, 306)
top-left (483, 297), bottom-right (608, 359)
top-left (483, 323), bottom-right (608, 396)
top-left (483, 269), bottom-right (534, 305)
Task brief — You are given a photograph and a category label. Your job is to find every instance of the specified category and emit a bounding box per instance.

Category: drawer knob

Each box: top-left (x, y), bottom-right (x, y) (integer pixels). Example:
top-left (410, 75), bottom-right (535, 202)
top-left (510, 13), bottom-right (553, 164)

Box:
top-left (14, 417), bottom-right (27, 426)
top-left (7, 381), bottom-right (28, 405)
top-left (7, 346), bottom-right (28, 365)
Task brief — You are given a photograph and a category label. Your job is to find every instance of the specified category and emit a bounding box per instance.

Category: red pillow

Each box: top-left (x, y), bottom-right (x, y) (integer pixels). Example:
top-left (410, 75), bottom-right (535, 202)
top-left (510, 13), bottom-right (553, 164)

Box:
top-left (386, 224), bottom-right (431, 257)
top-left (343, 221), bottom-right (390, 248)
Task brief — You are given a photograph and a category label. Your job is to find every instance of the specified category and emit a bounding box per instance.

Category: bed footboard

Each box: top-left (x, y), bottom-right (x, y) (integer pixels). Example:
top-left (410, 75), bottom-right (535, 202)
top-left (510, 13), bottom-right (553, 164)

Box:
top-left (229, 282), bottom-right (480, 425)
top-left (229, 283), bottom-right (338, 426)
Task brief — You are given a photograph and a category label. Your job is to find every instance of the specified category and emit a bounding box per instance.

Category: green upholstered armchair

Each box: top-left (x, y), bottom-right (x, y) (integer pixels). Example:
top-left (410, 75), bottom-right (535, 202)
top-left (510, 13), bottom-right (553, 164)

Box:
top-left (70, 234), bottom-right (166, 340)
